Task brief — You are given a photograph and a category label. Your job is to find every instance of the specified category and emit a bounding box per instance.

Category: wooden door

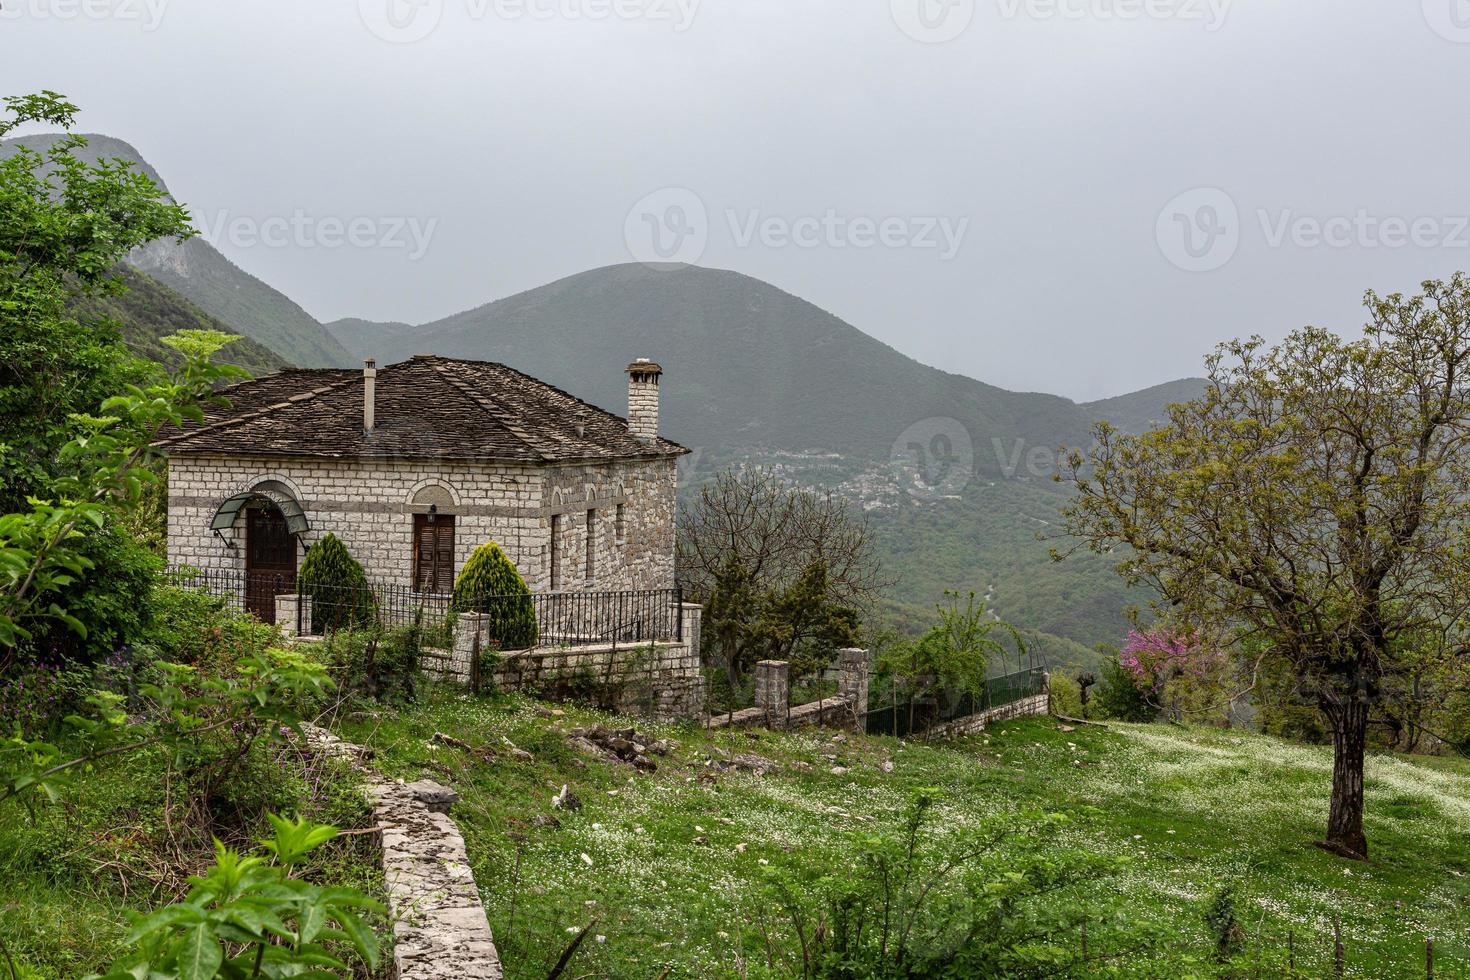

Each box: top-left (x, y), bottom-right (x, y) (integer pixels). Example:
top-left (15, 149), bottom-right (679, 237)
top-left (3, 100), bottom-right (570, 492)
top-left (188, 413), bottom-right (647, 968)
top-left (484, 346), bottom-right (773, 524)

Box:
top-left (413, 515), bottom-right (456, 593)
top-left (245, 506), bottom-right (297, 624)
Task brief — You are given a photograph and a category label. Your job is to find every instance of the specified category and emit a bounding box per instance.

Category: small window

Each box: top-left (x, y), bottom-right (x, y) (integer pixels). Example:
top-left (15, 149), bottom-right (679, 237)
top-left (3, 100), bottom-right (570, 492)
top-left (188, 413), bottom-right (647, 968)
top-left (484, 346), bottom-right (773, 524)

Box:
top-left (550, 514), bottom-right (562, 590)
top-left (615, 503), bottom-right (626, 546)
top-left (585, 509), bottom-right (596, 583)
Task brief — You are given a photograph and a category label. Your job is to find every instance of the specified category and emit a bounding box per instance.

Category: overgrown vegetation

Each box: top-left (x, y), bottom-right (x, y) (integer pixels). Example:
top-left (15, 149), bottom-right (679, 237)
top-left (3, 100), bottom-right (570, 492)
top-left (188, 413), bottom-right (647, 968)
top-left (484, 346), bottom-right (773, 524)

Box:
top-left (0, 92), bottom-right (386, 979)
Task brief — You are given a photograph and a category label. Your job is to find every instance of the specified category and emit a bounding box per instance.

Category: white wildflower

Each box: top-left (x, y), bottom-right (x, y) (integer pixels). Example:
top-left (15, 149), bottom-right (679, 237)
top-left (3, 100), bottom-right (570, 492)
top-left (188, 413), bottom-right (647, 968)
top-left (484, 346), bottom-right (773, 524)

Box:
top-left (581, 853), bottom-right (594, 867)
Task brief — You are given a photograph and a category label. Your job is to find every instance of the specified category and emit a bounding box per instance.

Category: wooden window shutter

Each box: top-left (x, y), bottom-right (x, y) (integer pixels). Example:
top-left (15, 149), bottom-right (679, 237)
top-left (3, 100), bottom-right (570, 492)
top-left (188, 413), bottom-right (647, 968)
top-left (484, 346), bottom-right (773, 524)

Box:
top-left (413, 515), bottom-right (455, 593)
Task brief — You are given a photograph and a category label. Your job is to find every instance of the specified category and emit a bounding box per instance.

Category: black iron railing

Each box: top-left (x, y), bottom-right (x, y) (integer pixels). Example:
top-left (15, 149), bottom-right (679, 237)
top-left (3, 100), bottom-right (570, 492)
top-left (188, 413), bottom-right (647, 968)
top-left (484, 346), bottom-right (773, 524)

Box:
top-left (165, 566), bottom-right (682, 649)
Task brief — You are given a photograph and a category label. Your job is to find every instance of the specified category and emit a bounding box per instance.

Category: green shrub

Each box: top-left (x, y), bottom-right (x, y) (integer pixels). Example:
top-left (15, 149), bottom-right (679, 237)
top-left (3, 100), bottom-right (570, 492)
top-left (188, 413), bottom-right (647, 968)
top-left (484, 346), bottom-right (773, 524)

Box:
top-left (316, 625), bottom-right (422, 704)
top-left (143, 583), bottom-right (279, 668)
top-left (1049, 672), bottom-right (1083, 719)
top-left (20, 524), bottom-right (161, 666)
top-left (453, 541), bottom-right (537, 651)
top-left (766, 793), bottom-right (1138, 978)
top-left (298, 534), bottom-right (376, 635)
top-left (1092, 652), bottom-right (1157, 723)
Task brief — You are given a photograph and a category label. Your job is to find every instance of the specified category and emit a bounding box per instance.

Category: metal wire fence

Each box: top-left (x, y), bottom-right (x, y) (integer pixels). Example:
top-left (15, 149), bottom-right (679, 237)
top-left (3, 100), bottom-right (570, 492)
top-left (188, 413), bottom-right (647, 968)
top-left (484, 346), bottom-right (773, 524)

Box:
top-left (862, 665), bottom-right (1049, 738)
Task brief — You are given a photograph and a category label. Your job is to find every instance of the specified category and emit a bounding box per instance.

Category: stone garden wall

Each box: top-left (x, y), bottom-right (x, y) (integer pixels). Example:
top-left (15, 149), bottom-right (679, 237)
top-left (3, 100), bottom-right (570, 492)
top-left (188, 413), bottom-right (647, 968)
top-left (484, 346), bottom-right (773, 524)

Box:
top-left (923, 692), bottom-right (1052, 738)
top-left (420, 604), bottom-right (706, 722)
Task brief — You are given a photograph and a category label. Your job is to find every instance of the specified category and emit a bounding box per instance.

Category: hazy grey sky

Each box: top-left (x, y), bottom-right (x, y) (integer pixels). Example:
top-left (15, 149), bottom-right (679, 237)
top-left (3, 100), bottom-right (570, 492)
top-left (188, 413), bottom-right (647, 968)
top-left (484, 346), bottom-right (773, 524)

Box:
top-left (4, 0), bottom-right (1469, 400)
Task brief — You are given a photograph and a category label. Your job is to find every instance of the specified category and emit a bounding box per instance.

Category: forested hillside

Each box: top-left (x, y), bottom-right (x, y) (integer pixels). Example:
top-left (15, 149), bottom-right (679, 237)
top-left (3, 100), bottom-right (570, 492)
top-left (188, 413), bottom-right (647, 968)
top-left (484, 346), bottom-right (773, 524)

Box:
top-left (0, 133), bottom-right (355, 368)
top-left (70, 267), bottom-right (289, 377)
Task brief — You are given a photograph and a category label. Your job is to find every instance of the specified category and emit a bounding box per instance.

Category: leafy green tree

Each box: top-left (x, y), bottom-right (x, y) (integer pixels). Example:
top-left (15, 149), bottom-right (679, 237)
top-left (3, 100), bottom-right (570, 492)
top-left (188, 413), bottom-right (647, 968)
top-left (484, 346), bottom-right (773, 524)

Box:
top-left (297, 533), bottom-right (376, 634)
top-left (0, 91), bottom-right (192, 510)
top-left (878, 591), bottom-right (1026, 710)
top-left (454, 541), bottom-right (537, 650)
top-left (1090, 649), bottom-right (1157, 723)
top-left (0, 91), bottom-right (213, 665)
top-left (1061, 274), bottom-right (1470, 859)
top-left (0, 328), bottom-right (242, 663)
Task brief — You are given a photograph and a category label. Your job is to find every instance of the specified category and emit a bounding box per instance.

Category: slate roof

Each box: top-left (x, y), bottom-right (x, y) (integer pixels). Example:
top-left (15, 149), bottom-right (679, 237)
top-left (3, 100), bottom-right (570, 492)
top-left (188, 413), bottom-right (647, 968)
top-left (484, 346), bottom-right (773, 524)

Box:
top-left (156, 355), bottom-right (687, 464)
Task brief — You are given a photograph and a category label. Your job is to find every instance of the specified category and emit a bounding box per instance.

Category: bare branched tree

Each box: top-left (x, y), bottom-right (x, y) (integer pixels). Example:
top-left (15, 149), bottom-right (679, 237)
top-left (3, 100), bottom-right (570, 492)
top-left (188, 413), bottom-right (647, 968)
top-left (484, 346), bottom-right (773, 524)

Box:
top-left (678, 467), bottom-right (883, 685)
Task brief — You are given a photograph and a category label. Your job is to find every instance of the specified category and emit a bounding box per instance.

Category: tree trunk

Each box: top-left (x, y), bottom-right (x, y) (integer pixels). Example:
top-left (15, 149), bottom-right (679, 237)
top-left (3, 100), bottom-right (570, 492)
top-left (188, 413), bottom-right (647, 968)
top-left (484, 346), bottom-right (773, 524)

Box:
top-left (1324, 698), bottom-right (1369, 860)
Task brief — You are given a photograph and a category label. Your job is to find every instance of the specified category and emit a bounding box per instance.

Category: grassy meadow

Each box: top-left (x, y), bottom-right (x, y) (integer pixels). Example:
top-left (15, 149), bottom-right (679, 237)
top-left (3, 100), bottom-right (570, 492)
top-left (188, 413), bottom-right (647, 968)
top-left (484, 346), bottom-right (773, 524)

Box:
top-left (334, 691), bottom-right (1470, 978)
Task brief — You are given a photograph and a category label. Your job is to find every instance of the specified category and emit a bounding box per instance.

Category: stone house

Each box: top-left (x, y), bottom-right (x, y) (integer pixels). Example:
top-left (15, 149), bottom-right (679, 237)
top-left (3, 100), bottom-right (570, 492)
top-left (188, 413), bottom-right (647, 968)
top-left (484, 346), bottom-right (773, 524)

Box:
top-left (158, 354), bottom-right (685, 623)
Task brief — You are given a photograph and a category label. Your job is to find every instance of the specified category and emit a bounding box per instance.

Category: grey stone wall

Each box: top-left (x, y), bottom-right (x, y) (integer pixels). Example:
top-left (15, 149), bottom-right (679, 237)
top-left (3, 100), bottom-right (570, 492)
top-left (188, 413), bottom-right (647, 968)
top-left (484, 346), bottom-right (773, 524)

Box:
top-left (167, 453), bottom-right (677, 594)
top-left (924, 691), bottom-right (1052, 738)
top-left (541, 457), bottom-right (677, 593)
top-left (428, 611), bottom-right (705, 722)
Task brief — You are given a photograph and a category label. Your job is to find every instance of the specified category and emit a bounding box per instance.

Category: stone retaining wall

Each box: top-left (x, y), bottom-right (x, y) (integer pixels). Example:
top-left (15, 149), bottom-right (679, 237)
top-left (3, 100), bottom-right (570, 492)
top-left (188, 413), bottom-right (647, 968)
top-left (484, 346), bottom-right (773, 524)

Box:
top-left (305, 726), bottom-right (503, 980)
top-left (923, 692), bottom-right (1051, 738)
top-left (422, 604), bottom-right (706, 722)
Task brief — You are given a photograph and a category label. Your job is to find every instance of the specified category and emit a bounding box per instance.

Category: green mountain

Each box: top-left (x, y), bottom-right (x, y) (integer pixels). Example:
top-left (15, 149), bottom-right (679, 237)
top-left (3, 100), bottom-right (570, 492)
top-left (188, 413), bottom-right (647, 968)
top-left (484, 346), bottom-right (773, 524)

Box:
top-left (329, 264), bottom-right (1186, 660)
top-left (1084, 378), bottom-right (1207, 434)
top-left (328, 263), bottom-right (1093, 465)
top-left (70, 267), bottom-right (289, 377)
top-left (0, 133), bottom-right (353, 368)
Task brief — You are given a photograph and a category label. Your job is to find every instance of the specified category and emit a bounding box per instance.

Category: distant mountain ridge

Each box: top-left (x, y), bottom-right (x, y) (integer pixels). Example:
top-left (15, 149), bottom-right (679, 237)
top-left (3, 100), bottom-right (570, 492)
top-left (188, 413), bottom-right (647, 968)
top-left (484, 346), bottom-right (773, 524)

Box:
top-left (0, 133), bottom-right (355, 368)
top-left (1084, 378), bottom-right (1207, 434)
top-left (328, 264), bottom-right (1198, 464)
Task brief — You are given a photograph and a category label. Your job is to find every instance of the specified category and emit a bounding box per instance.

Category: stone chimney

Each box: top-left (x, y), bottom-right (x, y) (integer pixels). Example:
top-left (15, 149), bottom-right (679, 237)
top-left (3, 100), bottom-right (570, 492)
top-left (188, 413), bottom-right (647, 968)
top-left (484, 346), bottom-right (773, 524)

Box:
top-left (626, 359), bottom-right (663, 442)
top-left (363, 359), bottom-right (377, 434)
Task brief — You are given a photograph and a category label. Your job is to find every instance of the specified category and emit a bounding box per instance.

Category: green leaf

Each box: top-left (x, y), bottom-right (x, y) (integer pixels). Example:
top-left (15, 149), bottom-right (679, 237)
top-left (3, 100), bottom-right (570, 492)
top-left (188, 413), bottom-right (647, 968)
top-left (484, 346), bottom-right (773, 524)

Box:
top-left (175, 924), bottom-right (222, 980)
top-left (332, 910), bottom-right (380, 967)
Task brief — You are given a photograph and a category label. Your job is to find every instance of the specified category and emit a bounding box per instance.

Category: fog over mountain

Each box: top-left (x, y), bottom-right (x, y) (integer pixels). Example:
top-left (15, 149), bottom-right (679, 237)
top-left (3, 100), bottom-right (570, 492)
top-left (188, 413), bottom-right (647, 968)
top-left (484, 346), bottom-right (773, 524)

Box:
top-left (4, 1), bottom-right (1466, 399)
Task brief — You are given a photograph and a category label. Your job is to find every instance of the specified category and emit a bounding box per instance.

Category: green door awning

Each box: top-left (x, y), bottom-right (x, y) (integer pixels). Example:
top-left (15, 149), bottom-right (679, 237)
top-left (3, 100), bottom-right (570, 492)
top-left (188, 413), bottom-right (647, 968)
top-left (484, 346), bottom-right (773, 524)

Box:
top-left (210, 481), bottom-right (310, 536)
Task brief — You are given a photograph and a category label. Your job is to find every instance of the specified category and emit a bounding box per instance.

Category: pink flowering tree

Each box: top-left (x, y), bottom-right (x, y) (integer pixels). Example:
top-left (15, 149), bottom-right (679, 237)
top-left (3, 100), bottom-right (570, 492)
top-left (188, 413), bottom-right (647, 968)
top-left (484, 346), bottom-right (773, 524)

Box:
top-left (1119, 628), bottom-right (1235, 723)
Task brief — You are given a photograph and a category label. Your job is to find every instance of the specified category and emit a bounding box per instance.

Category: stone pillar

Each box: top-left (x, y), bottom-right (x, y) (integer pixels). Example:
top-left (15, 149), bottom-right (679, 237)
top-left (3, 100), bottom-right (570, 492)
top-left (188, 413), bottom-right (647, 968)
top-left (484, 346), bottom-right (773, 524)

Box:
top-left (754, 660), bottom-right (790, 729)
top-left (680, 603), bottom-right (703, 664)
top-left (837, 648), bottom-right (870, 730)
top-left (275, 594), bottom-right (311, 639)
top-left (451, 613), bottom-right (491, 686)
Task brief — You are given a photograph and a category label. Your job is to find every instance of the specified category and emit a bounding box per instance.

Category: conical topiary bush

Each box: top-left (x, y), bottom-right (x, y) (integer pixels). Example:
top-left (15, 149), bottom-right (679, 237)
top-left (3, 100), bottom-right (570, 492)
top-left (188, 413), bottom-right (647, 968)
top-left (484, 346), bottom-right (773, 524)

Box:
top-left (454, 541), bottom-right (538, 650)
top-left (297, 533), bottom-right (377, 634)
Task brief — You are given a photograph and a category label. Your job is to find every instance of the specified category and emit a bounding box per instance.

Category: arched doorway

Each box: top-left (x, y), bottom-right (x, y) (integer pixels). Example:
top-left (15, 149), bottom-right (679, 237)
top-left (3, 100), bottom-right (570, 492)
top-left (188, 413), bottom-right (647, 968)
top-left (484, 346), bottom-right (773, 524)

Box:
top-left (211, 481), bottom-right (309, 625)
top-left (245, 501), bottom-right (297, 623)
